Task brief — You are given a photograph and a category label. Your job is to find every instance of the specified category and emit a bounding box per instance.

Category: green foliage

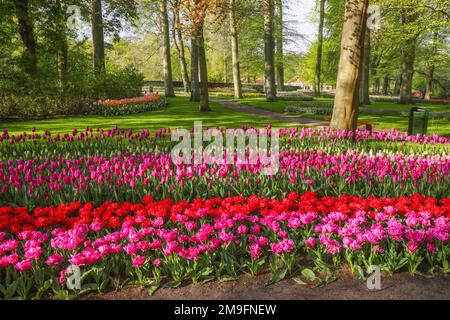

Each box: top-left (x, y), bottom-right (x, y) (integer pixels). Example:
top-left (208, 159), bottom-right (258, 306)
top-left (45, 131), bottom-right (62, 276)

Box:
top-left (285, 101), bottom-right (334, 115)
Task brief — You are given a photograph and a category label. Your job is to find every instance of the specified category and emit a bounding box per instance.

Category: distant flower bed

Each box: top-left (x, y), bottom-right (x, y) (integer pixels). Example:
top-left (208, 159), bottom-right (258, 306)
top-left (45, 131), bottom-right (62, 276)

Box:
top-left (90, 94), bottom-right (166, 116)
top-left (428, 99), bottom-right (450, 106)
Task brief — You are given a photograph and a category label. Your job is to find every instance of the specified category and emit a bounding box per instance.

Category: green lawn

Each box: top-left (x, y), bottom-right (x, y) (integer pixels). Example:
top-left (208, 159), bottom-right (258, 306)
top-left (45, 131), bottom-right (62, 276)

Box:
top-left (0, 96), bottom-right (297, 135)
top-left (230, 96), bottom-right (450, 136)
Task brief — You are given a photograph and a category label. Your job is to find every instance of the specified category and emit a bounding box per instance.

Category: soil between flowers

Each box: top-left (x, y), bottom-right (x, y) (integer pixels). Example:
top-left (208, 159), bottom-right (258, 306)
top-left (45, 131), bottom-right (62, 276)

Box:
top-left (84, 271), bottom-right (450, 300)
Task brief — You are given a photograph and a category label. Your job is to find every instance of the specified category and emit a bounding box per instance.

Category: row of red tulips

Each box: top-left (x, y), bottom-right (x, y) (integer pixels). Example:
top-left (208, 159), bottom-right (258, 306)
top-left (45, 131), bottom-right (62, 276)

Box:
top-left (0, 193), bottom-right (449, 299)
top-left (2, 192), bottom-right (449, 234)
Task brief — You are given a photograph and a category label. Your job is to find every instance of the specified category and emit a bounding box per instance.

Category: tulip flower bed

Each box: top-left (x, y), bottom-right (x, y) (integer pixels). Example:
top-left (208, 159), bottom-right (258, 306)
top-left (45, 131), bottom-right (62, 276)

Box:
top-left (1, 126), bottom-right (448, 162)
top-left (0, 192), bottom-right (449, 299)
top-left (89, 94), bottom-right (166, 116)
top-left (0, 124), bottom-right (449, 299)
top-left (1, 150), bottom-right (450, 208)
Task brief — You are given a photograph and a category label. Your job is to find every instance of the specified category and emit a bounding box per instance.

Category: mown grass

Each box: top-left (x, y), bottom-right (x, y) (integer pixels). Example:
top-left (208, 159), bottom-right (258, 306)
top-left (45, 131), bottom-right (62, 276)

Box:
top-left (0, 96), bottom-right (297, 135)
top-left (229, 96), bottom-right (450, 136)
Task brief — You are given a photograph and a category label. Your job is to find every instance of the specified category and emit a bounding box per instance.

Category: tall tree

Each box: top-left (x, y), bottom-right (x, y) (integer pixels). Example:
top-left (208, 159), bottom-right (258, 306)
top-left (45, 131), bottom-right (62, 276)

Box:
top-left (331, 0), bottom-right (368, 131)
top-left (382, 75), bottom-right (390, 95)
top-left (399, 10), bottom-right (419, 104)
top-left (314, 0), bottom-right (325, 97)
top-left (263, 0), bottom-right (276, 102)
top-left (229, 0), bottom-right (243, 98)
top-left (197, 25), bottom-right (210, 111)
top-left (171, 0), bottom-right (190, 92)
top-left (91, 0), bottom-right (105, 74)
top-left (359, 28), bottom-right (370, 104)
top-left (160, 0), bottom-right (176, 97)
top-left (424, 32), bottom-right (439, 101)
top-left (275, 0), bottom-right (284, 91)
top-left (190, 36), bottom-right (201, 101)
top-left (54, 0), bottom-right (69, 92)
top-left (14, 0), bottom-right (37, 77)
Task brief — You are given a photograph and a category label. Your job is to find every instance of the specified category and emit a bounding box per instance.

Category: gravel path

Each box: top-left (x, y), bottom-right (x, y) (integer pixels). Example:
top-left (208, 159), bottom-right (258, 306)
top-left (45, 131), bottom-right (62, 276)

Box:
top-left (212, 98), bottom-right (330, 127)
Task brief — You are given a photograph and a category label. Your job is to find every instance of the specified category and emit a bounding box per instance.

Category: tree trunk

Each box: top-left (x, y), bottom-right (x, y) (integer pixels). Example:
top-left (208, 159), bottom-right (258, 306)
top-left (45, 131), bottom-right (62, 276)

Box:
top-left (399, 12), bottom-right (418, 104)
top-left (197, 27), bottom-right (210, 112)
top-left (159, 0), bottom-right (175, 97)
top-left (399, 43), bottom-right (416, 104)
top-left (55, 0), bottom-right (68, 92)
top-left (15, 0), bottom-right (37, 77)
top-left (424, 67), bottom-right (434, 101)
top-left (190, 36), bottom-right (200, 101)
top-left (373, 78), bottom-right (380, 95)
top-left (394, 75), bottom-right (401, 96)
top-left (314, 0), bottom-right (325, 97)
top-left (91, 0), bottom-right (105, 74)
top-left (331, 0), bottom-right (368, 131)
top-left (223, 51), bottom-right (228, 83)
top-left (425, 32), bottom-right (438, 101)
top-left (263, 0), bottom-right (276, 102)
top-left (382, 76), bottom-right (390, 96)
top-left (275, 0), bottom-right (284, 92)
top-left (229, 0), bottom-right (243, 99)
top-left (359, 28), bottom-right (370, 105)
top-left (172, 1), bottom-right (190, 93)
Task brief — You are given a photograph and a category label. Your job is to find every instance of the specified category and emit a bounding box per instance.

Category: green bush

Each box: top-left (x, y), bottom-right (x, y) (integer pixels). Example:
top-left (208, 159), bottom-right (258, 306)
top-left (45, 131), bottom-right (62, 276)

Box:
top-left (285, 101), bottom-right (334, 115)
top-left (0, 64), bottom-right (145, 120)
top-left (276, 96), bottom-right (314, 101)
top-left (370, 95), bottom-right (400, 103)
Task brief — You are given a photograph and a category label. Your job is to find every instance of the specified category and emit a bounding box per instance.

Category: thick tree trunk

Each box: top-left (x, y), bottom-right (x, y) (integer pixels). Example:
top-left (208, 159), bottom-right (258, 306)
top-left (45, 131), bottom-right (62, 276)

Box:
top-left (15, 0), bottom-right (37, 77)
top-left (159, 0), bottom-right (175, 97)
top-left (190, 36), bottom-right (200, 101)
top-left (331, 0), bottom-right (368, 131)
top-left (382, 76), bottom-right (390, 96)
top-left (172, 1), bottom-right (190, 93)
top-left (275, 0), bottom-right (284, 92)
top-left (197, 27), bottom-right (210, 112)
top-left (91, 0), bottom-right (105, 74)
top-left (55, 0), bottom-right (68, 92)
top-left (314, 0), bottom-right (325, 97)
top-left (263, 0), bottom-right (276, 102)
top-left (399, 12), bottom-right (418, 104)
top-left (229, 0), bottom-right (243, 99)
top-left (359, 29), bottom-right (370, 105)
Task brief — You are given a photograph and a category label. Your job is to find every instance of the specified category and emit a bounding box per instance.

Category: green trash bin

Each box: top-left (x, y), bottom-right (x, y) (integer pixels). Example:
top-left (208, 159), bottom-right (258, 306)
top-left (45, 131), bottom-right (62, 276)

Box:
top-left (408, 107), bottom-right (429, 135)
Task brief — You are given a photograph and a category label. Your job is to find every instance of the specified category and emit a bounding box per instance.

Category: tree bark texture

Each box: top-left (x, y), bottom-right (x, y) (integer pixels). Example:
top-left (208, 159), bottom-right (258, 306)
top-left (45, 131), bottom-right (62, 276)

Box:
top-left (331, 0), bottom-right (369, 131)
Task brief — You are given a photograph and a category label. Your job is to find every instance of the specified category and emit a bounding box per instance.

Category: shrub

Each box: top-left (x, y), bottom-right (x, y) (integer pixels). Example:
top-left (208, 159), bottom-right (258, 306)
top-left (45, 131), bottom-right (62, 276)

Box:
top-left (285, 101), bottom-right (334, 115)
top-left (277, 96), bottom-right (314, 101)
top-left (276, 91), bottom-right (314, 101)
top-left (370, 95), bottom-right (400, 103)
top-left (0, 94), bottom-right (94, 120)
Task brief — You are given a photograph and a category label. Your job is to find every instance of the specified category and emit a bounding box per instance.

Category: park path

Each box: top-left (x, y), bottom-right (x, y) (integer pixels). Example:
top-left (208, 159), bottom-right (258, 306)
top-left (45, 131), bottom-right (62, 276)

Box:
top-left (211, 98), bottom-right (330, 127)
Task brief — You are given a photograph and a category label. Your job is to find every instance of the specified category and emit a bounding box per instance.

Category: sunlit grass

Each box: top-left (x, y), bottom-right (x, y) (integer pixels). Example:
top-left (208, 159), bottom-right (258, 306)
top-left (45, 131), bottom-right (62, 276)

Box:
top-left (0, 96), bottom-right (298, 135)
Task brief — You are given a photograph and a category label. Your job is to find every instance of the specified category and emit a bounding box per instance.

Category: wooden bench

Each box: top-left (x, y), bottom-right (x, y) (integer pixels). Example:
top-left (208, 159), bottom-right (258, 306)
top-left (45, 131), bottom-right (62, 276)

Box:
top-left (323, 118), bottom-right (379, 132)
